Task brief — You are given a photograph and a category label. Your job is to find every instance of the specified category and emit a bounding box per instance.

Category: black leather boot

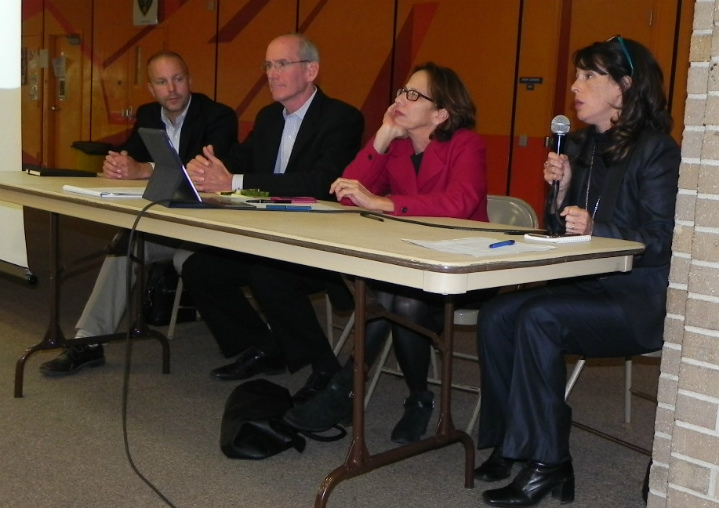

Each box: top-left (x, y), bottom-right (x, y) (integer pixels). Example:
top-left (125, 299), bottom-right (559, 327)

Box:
top-left (482, 460), bottom-right (574, 507)
top-left (474, 447), bottom-right (515, 482)
top-left (390, 390), bottom-right (434, 444)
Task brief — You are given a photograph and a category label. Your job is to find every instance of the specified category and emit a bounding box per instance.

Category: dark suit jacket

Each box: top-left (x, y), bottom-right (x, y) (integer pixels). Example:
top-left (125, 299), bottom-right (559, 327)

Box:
top-left (118, 92), bottom-right (238, 164)
top-left (547, 127), bottom-right (680, 349)
top-left (222, 87), bottom-right (364, 199)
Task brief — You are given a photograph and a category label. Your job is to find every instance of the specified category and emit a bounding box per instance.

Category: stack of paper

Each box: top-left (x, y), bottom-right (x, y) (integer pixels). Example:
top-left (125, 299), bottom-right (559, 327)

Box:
top-left (63, 185), bottom-right (145, 198)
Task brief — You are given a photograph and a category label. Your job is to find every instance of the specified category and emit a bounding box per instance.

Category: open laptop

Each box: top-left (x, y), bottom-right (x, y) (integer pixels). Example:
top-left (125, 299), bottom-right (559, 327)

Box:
top-left (138, 127), bottom-right (255, 209)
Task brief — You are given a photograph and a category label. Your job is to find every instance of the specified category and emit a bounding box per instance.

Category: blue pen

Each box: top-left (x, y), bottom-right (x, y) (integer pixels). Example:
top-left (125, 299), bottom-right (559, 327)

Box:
top-left (265, 204), bottom-right (311, 211)
top-left (489, 240), bottom-right (515, 249)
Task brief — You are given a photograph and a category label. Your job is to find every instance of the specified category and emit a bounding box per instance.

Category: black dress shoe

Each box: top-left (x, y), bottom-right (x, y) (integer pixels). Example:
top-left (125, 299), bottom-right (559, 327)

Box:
top-left (292, 370), bottom-right (335, 405)
top-left (210, 347), bottom-right (285, 381)
top-left (391, 390), bottom-right (434, 444)
top-left (39, 345), bottom-right (105, 376)
top-left (475, 447), bottom-right (515, 482)
top-left (482, 460), bottom-right (574, 507)
top-left (283, 378), bottom-right (353, 432)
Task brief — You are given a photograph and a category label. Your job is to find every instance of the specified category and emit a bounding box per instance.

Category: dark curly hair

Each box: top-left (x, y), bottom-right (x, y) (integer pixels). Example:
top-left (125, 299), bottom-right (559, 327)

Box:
top-left (573, 37), bottom-right (673, 163)
top-left (412, 62), bottom-right (477, 142)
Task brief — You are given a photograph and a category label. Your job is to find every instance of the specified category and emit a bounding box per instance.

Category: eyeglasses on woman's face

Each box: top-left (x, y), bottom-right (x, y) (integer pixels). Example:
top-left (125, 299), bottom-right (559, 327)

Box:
top-left (396, 87), bottom-right (434, 103)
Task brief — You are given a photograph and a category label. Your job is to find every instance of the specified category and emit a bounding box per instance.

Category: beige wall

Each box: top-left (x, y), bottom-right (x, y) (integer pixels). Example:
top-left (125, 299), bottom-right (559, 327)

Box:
top-left (649, 1), bottom-right (719, 506)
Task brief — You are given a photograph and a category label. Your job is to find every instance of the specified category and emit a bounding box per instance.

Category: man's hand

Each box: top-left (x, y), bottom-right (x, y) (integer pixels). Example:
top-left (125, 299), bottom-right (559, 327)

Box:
top-left (186, 145), bottom-right (233, 193)
top-left (103, 150), bottom-right (152, 179)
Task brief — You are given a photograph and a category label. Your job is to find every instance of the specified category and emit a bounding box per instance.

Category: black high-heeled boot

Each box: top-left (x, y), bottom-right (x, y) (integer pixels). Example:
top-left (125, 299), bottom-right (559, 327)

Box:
top-left (390, 390), bottom-right (434, 444)
top-left (474, 447), bottom-right (515, 482)
top-left (482, 460), bottom-right (574, 507)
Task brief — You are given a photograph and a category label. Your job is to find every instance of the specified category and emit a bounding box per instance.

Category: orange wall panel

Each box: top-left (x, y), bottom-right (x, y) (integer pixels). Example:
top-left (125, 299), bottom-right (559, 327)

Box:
top-left (509, 0), bottom-right (563, 217)
top-left (21, 0), bottom-right (690, 200)
top-left (165, 1), bottom-right (221, 97)
top-left (89, 0), bottom-right (225, 145)
top-left (394, 0), bottom-right (521, 196)
top-left (300, 0), bottom-right (395, 143)
top-left (216, 0), bottom-right (296, 140)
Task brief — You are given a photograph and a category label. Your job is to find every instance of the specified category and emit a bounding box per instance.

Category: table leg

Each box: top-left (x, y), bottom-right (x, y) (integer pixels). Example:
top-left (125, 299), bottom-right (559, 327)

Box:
top-left (314, 281), bottom-right (475, 508)
top-left (14, 214), bottom-right (170, 398)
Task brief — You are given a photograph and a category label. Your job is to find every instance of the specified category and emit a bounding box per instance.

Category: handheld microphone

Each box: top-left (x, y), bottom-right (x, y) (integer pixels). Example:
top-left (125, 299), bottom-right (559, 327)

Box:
top-left (550, 114), bottom-right (570, 197)
top-left (547, 115), bottom-right (571, 235)
top-left (550, 114), bottom-right (571, 155)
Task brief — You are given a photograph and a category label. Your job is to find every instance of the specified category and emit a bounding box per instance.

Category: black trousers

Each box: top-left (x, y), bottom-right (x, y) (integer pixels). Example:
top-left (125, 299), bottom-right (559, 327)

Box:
top-left (246, 261), bottom-right (352, 373)
top-left (476, 282), bottom-right (657, 464)
top-left (181, 248), bottom-right (275, 358)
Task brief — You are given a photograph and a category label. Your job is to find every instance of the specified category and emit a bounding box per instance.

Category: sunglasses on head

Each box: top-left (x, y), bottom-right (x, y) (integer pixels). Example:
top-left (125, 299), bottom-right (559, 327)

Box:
top-left (607, 35), bottom-right (634, 76)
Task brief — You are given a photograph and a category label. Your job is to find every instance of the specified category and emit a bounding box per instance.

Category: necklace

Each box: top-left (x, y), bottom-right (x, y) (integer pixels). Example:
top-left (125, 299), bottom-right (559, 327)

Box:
top-left (584, 141), bottom-right (601, 218)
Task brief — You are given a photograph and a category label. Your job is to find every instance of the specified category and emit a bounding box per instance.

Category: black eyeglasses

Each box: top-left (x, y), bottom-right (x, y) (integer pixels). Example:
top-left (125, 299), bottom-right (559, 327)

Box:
top-left (396, 87), bottom-right (434, 103)
top-left (607, 35), bottom-right (634, 76)
top-left (261, 60), bottom-right (310, 72)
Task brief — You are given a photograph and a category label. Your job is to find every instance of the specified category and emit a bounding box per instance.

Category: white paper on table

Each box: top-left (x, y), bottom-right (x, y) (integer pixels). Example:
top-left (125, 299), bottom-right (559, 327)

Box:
top-left (403, 237), bottom-right (554, 257)
top-left (63, 185), bottom-right (146, 198)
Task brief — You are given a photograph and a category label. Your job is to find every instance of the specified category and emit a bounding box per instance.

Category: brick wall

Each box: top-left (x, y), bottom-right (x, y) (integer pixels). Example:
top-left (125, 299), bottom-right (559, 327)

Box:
top-left (648, 1), bottom-right (719, 506)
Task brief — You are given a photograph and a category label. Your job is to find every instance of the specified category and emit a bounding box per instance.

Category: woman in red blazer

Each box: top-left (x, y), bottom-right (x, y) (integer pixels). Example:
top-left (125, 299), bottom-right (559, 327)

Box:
top-left (284, 62), bottom-right (488, 443)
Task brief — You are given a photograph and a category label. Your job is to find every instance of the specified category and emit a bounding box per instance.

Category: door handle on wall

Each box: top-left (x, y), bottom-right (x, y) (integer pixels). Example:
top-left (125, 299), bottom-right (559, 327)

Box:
top-left (50, 106), bottom-right (60, 111)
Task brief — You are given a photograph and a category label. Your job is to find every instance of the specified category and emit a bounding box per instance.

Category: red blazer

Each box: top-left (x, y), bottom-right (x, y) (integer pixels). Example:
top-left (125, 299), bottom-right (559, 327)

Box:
top-left (341, 128), bottom-right (488, 221)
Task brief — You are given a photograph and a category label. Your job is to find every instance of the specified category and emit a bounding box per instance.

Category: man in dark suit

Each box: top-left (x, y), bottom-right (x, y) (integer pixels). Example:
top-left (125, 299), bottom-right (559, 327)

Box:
top-left (182, 33), bottom-right (363, 399)
top-left (39, 51), bottom-right (238, 376)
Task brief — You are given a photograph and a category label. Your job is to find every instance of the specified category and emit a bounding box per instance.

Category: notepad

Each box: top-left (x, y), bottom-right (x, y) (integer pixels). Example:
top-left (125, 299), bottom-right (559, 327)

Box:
top-left (524, 233), bottom-right (591, 243)
top-left (25, 165), bottom-right (97, 177)
top-left (404, 237), bottom-right (554, 257)
top-left (62, 185), bottom-right (145, 198)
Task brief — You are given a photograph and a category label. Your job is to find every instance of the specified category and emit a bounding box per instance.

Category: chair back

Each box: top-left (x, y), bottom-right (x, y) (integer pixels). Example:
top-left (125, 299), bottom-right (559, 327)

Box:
top-left (487, 195), bottom-right (539, 228)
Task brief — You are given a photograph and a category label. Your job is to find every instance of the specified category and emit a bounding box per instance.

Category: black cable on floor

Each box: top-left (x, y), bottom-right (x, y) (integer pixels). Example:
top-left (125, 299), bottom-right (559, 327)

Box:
top-left (124, 200), bottom-right (178, 508)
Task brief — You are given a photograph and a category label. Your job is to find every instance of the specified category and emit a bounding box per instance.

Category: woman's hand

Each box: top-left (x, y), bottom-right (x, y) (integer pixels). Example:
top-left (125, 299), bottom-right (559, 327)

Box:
top-left (561, 205), bottom-right (593, 235)
top-left (543, 152), bottom-right (572, 205)
top-left (372, 104), bottom-right (408, 154)
top-left (330, 177), bottom-right (394, 213)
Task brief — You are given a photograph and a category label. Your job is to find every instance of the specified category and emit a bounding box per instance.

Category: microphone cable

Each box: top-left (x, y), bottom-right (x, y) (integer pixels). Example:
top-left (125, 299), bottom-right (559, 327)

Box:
top-left (160, 199), bottom-right (546, 235)
top-left (358, 211), bottom-right (545, 235)
top-left (122, 199), bottom-right (178, 508)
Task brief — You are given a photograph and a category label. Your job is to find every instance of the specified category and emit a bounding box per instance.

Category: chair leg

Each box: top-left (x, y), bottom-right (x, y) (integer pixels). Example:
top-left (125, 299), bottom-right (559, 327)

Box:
top-left (564, 356), bottom-right (586, 400)
top-left (365, 333), bottom-right (393, 409)
top-left (167, 277), bottom-right (183, 340)
top-left (325, 294), bottom-right (355, 355)
top-left (325, 294), bottom-right (334, 346)
top-left (465, 391), bottom-right (482, 435)
top-left (333, 312), bottom-right (355, 356)
top-left (624, 357), bottom-right (633, 424)
top-left (430, 344), bottom-right (439, 379)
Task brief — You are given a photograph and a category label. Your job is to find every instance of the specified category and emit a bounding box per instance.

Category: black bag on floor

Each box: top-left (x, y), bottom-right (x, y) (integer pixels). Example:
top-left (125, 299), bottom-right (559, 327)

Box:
top-left (143, 261), bottom-right (196, 326)
top-left (143, 262), bottom-right (179, 326)
top-left (220, 379), bottom-right (346, 460)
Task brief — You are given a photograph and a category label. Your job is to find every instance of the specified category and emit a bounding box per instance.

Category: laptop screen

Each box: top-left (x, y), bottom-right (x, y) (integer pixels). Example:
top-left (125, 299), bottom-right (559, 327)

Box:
top-left (138, 128), bottom-right (254, 209)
